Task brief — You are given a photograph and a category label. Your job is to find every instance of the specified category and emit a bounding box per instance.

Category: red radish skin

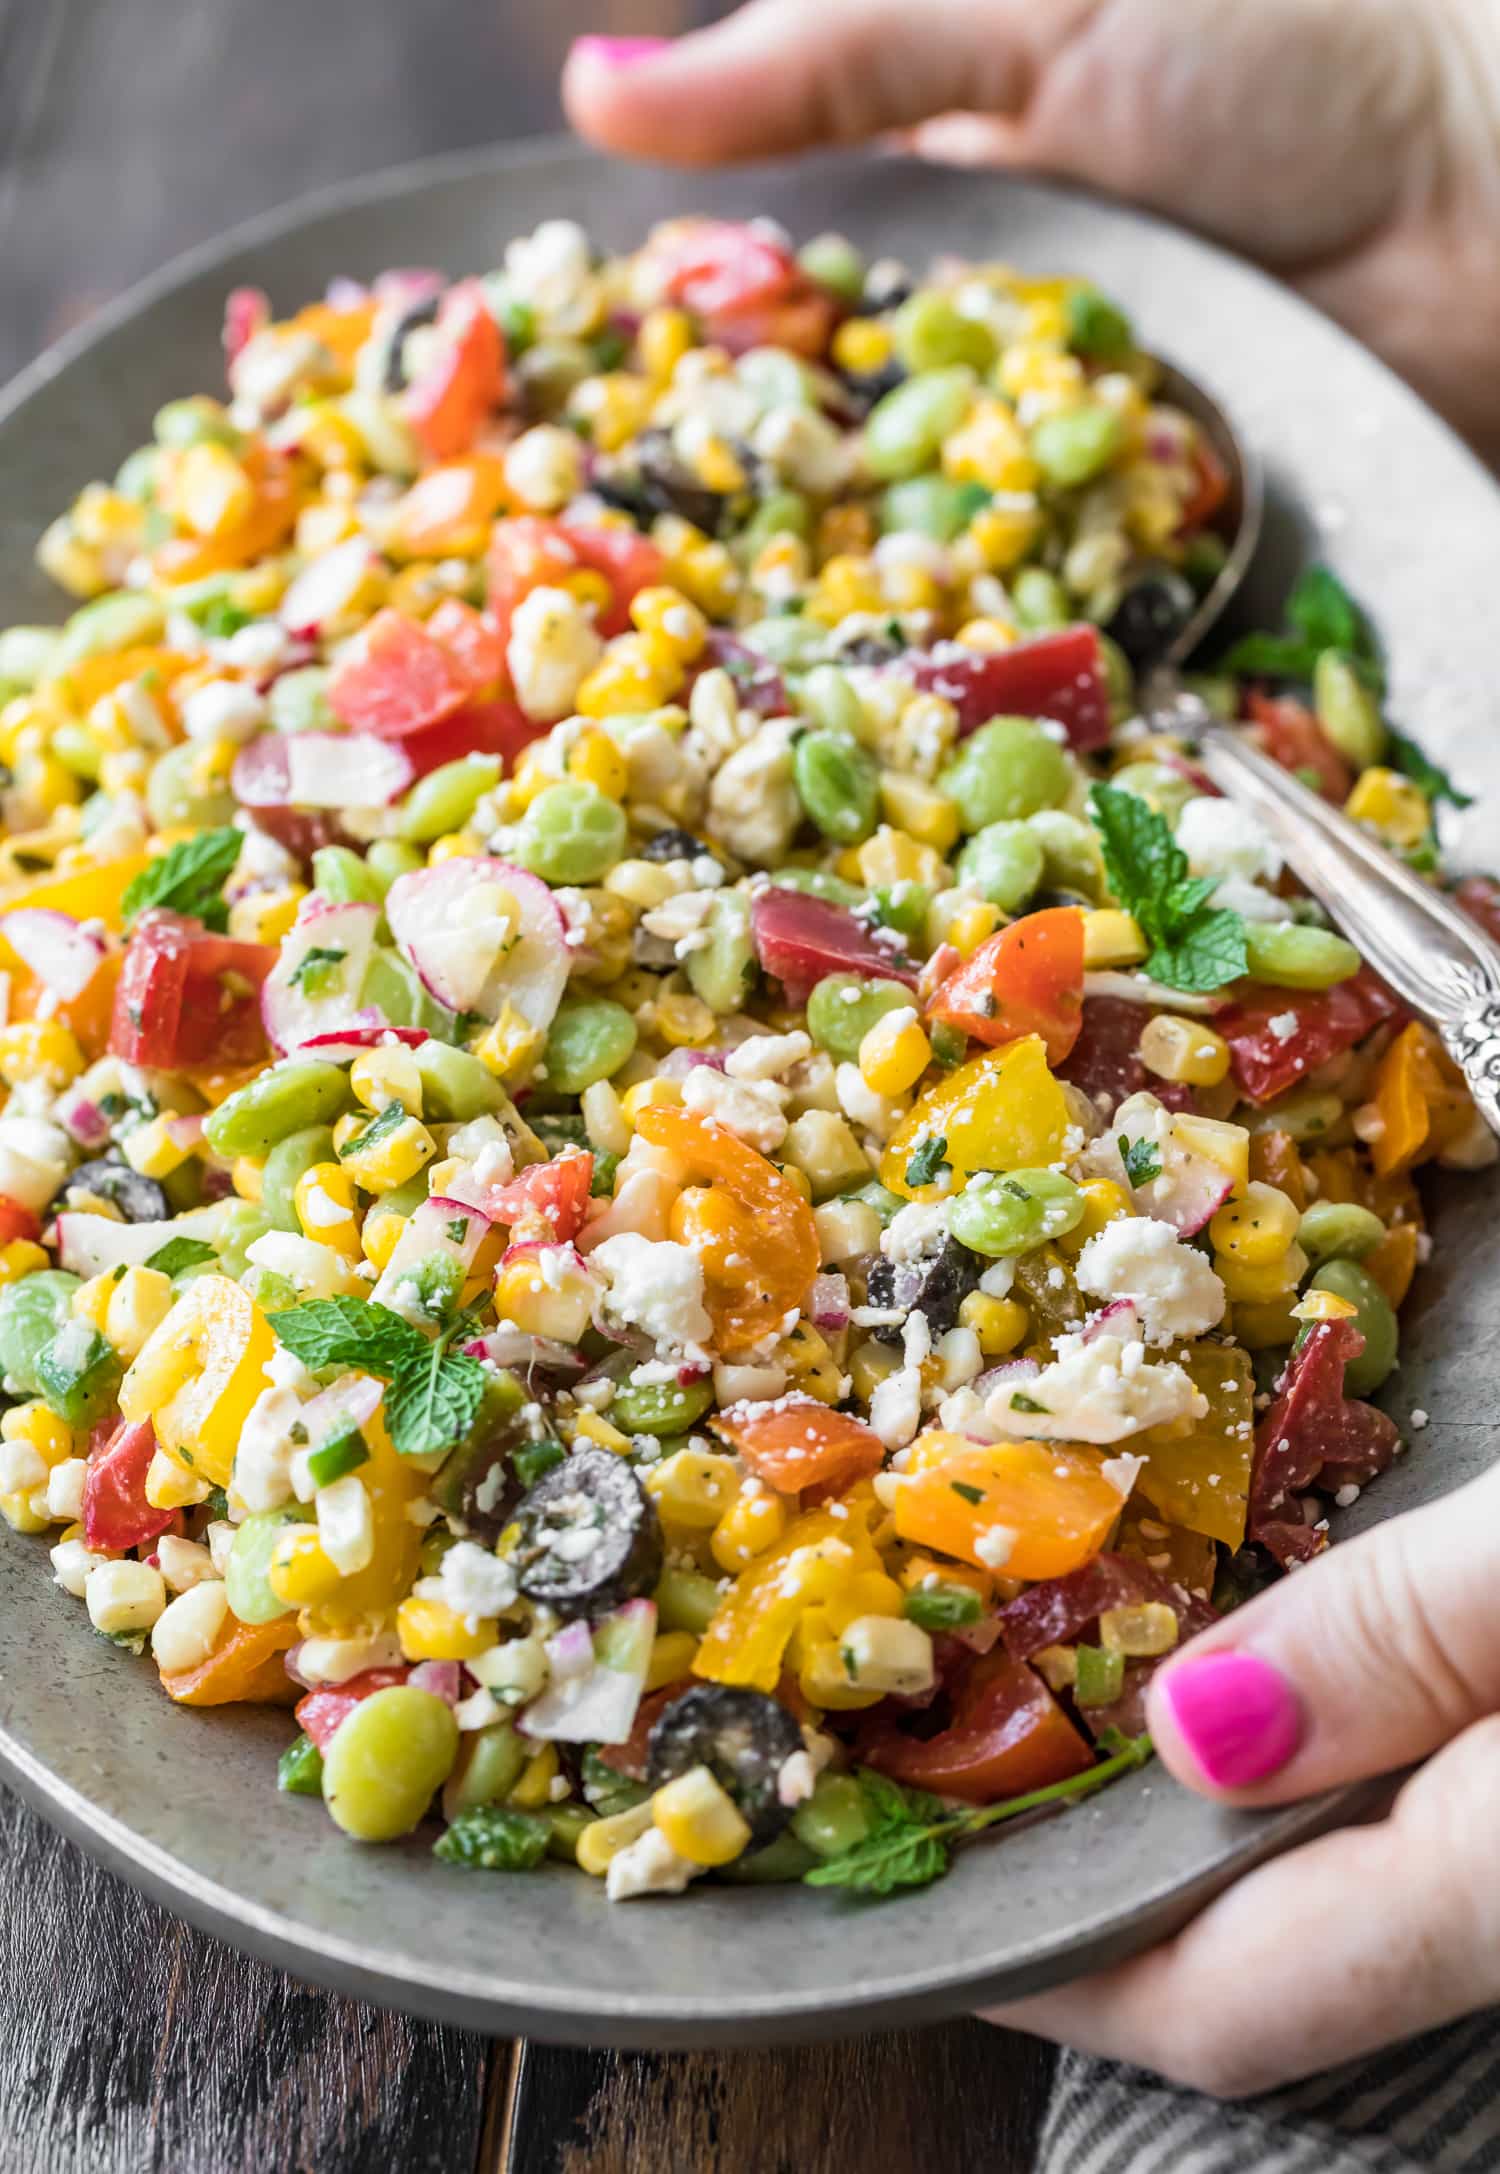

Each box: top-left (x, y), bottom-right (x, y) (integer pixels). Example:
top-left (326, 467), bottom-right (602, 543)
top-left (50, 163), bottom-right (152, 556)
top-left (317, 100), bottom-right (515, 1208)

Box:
top-left (750, 887), bottom-right (917, 1005)
top-left (384, 857), bottom-right (567, 1028)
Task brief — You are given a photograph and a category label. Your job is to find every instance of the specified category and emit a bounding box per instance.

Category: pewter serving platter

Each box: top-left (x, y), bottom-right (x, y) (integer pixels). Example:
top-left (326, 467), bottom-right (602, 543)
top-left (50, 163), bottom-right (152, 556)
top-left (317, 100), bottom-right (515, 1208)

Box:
top-left (0, 142), bottom-right (1495, 2048)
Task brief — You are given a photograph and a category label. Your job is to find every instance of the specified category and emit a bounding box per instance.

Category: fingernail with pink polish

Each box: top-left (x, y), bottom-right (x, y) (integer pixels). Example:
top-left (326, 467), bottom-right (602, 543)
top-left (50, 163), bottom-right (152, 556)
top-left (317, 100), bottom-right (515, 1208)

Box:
top-left (1157, 1651), bottom-right (1302, 1790)
top-left (570, 36), bottom-right (669, 69)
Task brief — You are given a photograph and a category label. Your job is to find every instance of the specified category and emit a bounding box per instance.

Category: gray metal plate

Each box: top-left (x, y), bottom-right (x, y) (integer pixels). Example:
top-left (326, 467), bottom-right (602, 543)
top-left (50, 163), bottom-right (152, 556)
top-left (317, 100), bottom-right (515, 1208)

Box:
top-left (0, 141), bottom-right (1494, 2047)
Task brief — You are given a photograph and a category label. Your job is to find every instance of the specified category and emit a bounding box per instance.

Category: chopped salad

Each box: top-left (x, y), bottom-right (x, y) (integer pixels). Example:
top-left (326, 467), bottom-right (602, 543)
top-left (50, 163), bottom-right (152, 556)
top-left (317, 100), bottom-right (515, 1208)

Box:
top-left (0, 216), bottom-right (1493, 1900)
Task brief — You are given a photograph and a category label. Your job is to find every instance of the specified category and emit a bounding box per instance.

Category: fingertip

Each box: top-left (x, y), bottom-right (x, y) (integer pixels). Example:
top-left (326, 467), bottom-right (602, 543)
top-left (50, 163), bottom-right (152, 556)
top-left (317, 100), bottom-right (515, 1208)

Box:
top-left (561, 35), bottom-right (674, 152)
top-left (1147, 1648), bottom-right (1304, 1800)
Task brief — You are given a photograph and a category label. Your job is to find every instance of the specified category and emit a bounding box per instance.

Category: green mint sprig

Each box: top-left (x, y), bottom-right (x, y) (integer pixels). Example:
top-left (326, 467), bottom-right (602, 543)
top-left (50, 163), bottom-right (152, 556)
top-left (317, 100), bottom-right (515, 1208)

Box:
top-left (1088, 783), bottom-right (1247, 994)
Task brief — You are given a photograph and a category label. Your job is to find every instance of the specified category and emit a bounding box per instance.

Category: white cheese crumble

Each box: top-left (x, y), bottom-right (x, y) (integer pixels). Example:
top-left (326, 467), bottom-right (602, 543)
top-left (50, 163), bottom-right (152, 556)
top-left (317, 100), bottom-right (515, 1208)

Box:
top-left (590, 1233), bottom-right (713, 1356)
top-left (985, 1331), bottom-right (1207, 1444)
top-left (1075, 1216), bottom-right (1226, 1345)
top-left (606, 1825), bottom-right (700, 1901)
top-left (681, 1067), bottom-right (788, 1154)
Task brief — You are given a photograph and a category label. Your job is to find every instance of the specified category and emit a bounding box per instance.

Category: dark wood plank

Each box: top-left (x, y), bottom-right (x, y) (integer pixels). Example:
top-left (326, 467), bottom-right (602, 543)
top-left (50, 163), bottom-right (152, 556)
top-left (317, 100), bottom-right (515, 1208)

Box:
top-left (501, 2030), bottom-right (1055, 2174)
top-left (0, 1785), bottom-right (493, 2174)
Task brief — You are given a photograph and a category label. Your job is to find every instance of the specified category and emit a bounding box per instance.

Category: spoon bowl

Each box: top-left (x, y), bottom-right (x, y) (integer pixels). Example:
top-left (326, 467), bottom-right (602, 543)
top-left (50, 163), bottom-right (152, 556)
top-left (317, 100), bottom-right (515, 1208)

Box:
top-left (1149, 357), bottom-right (1264, 669)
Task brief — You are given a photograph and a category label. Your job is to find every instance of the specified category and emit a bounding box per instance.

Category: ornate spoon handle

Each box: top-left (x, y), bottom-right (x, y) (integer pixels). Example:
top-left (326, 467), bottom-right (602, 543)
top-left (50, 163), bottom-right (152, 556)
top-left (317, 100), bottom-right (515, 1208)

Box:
top-left (1193, 722), bottom-right (1500, 1140)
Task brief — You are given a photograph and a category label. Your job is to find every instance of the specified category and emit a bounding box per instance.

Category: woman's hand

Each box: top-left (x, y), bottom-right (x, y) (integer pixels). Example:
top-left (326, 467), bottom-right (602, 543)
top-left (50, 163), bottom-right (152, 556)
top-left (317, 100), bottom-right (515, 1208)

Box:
top-left (563, 0), bottom-right (1500, 459)
top-left (983, 1460), bottom-right (1500, 2096)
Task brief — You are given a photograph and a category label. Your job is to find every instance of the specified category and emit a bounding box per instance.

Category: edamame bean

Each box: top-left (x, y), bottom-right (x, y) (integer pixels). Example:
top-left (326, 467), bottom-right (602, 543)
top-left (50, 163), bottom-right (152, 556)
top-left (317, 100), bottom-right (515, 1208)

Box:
top-left (1247, 1090), bottom-right (1346, 1145)
top-left (547, 1804), bottom-right (597, 1862)
top-left (360, 945), bottom-right (455, 1042)
top-left (795, 665), bottom-right (864, 739)
top-left (153, 395), bottom-right (241, 450)
top-left (56, 591), bottom-right (165, 669)
top-left (685, 890), bottom-right (755, 1015)
top-left (1027, 809), bottom-right (1105, 899)
top-left (1297, 1200), bottom-right (1387, 1268)
top-left (225, 1508), bottom-right (307, 1624)
top-left (515, 780), bottom-right (626, 886)
top-left (1314, 650), bottom-right (1387, 771)
top-left (262, 1124), bottom-right (338, 1233)
top-left (949, 1167), bottom-right (1085, 1256)
top-left (654, 1567), bottom-right (723, 1636)
top-left (718, 1831), bottom-right (818, 1883)
top-left (1028, 403), bottom-right (1124, 488)
top-left (892, 292), bottom-right (995, 374)
top-left (0, 626), bottom-right (60, 688)
top-left (399, 755), bottom-right (501, 844)
top-left (442, 1721), bottom-right (528, 1818)
top-left (321, 1685), bottom-right (460, 1842)
top-left (1307, 1260), bottom-right (1399, 1394)
top-left (363, 1173), bottom-right (429, 1251)
top-left (0, 1272), bottom-right (80, 1398)
top-left (204, 1061), bottom-right (352, 1159)
top-left (864, 368), bottom-right (975, 482)
top-left (544, 999), bottom-right (638, 1095)
top-left (213, 1199), bottom-right (275, 1280)
top-left (609, 1375), bottom-right (715, 1438)
top-left (741, 614), bottom-right (830, 670)
top-left (1245, 922), bottom-right (1362, 990)
top-left (848, 1180), bottom-right (906, 1226)
top-left (793, 730), bottom-right (880, 845)
top-left (738, 490), bottom-right (810, 558)
top-left (881, 476), bottom-right (991, 543)
top-left (1111, 761), bottom-right (1197, 824)
top-left (1066, 287), bottom-right (1134, 364)
top-left (797, 232), bottom-right (865, 301)
top-left (311, 846), bottom-right (386, 909)
top-left (1011, 567), bottom-right (1071, 632)
top-left (365, 839), bottom-right (425, 889)
top-left (114, 446), bottom-right (160, 502)
top-left (268, 665), bottom-right (337, 736)
top-left (806, 974), bottom-right (914, 1062)
top-left (413, 1040), bottom-right (504, 1122)
top-left (938, 717), bottom-right (1073, 831)
top-left (954, 820), bottom-right (1044, 912)
top-left (791, 1772), bottom-right (872, 1860)
top-left (146, 741), bottom-right (238, 831)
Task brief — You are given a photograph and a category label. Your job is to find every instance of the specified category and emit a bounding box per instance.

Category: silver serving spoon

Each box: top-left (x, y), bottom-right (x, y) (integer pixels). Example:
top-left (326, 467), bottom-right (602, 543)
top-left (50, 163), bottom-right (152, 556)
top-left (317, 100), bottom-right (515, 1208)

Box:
top-left (1148, 359), bottom-right (1264, 670)
top-left (1185, 717), bottom-right (1500, 1140)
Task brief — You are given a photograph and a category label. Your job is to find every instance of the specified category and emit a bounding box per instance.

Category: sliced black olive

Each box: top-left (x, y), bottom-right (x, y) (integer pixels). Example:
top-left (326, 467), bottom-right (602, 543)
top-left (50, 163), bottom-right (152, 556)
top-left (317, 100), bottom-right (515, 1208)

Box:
top-left (511, 1446), bottom-right (663, 1619)
top-left (641, 826), bottom-right (714, 865)
top-left (594, 429), bottom-right (730, 537)
top-left (864, 1236), bottom-right (983, 1346)
top-left (380, 294), bottom-right (442, 393)
top-left (861, 264), bottom-right (913, 312)
top-left (838, 361), bottom-right (906, 417)
top-left (1104, 570), bottom-right (1198, 670)
top-left (1029, 886), bottom-right (1095, 914)
top-left (646, 1684), bottom-right (804, 1846)
top-left (55, 1158), bottom-right (170, 1224)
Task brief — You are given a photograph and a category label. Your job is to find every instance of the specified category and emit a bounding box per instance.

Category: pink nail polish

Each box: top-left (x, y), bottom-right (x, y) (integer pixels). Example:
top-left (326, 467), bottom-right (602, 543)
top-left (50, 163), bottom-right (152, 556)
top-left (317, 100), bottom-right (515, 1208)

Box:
top-left (570, 35), bottom-right (669, 69)
top-left (1157, 1651), bottom-right (1302, 1790)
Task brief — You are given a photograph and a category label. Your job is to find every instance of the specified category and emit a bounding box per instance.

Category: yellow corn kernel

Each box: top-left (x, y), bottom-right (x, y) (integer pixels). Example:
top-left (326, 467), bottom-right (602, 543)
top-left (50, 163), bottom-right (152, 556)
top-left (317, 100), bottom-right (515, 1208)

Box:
top-left (1099, 1602), bottom-right (1180, 1658)
top-left (494, 1250), bottom-right (596, 1343)
top-left (509, 1742), bottom-right (560, 1810)
top-left (144, 1445), bottom-right (213, 1510)
top-left (0, 1021), bottom-right (83, 1087)
top-left (360, 1206), bottom-right (406, 1271)
top-left (751, 534), bottom-right (810, 594)
top-left (621, 1077), bottom-right (684, 1124)
top-left (103, 1266), bottom-right (175, 1363)
top-left (565, 727), bottom-right (629, 801)
top-left (294, 1161), bottom-right (362, 1261)
top-left (1173, 1114), bottom-right (1251, 1199)
top-left (881, 563), bottom-right (942, 614)
top-left (709, 1488), bottom-right (790, 1574)
top-left (339, 1108), bottom-right (436, 1195)
top-left (806, 554), bottom-right (884, 626)
top-left (957, 1293), bottom-right (1030, 1356)
top-left (232, 1156), bottom-right (265, 1204)
top-left (966, 501), bottom-right (1044, 573)
top-left (565, 1409), bottom-right (634, 1457)
top-left (653, 519), bottom-right (742, 617)
top-left (942, 397), bottom-right (1040, 493)
top-left (295, 500), bottom-right (360, 557)
top-left (396, 1592), bottom-right (496, 1662)
top-left (1345, 766), bottom-right (1431, 849)
top-left (877, 772), bottom-right (961, 853)
top-left (559, 566), bottom-right (614, 621)
top-left (474, 1004), bottom-right (547, 1086)
top-left (1217, 1242), bottom-right (1309, 1304)
top-left (70, 1274), bottom-right (115, 1333)
top-left (227, 882), bottom-right (305, 946)
top-left (630, 585), bottom-right (709, 664)
top-left (947, 899), bottom-right (1001, 958)
top-left (426, 830), bottom-right (480, 864)
top-left (798, 1635), bottom-right (886, 1712)
top-left (121, 1114), bottom-right (197, 1182)
top-left (1, 1402), bottom-right (73, 1469)
top-left (781, 1320), bottom-right (844, 1404)
top-left (645, 1629), bottom-right (700, 1693)
top-left (1209, 1182), bottom-right (1301, 1266)
top-left (268, 1525), bottom-right (342, 1607)
top-left (576, 1799), bottom-right (655, 1876)
top-left (0, 1240), bottom-right (49, 1287)
top-left (0, 1489), bottom-right (51, 1533)
top-left (831, 318), bottom-right (893, 374)
top-left (954, 617), bottom-right (1019, 653)
top-left (859, 1009), bottom-right (930, 1098)
top-left (1232, 1295), bottom-right (1300, 1349)
top-left (576, 634), bottom-right (682, 718)
top-left (172, 442), bottom-right (257, 539)
top-left (19, 755), bottom-right (83, 815)
top-left (999, 341), bottom-right (1085, 406)
top-left (851, 825), bottom-right (948, 890)
top-left (1082, 909), bottom-right (1148, 969)
top-left (509, 742), bottom-right (563, 811)
top-left (36, 517), bottom-right (105, 598)
top-left (638, 306), bottom-right (695, 381)
top-left (652, 1764), bottom-right (752, 1867)
top-left (569, 373), bottom-right (653, 452)
top-left (350, 1046), bottom-right (424, 1117)
top-left (849, 1338), bottom-right (902, 1402)
top-left (694, 434), bottom-right (747, 494)
top-left (1139, 1015), bottom-right (1232, 1088)
top-left (645, 1448), bottom-right (741, 1532)
top-left (1292, 1286), bottom-right (1361, 1322)
top-left (653, 988), bottom-right (717, 1050)
top-left (1059, 1177), bottom-right (1133, 1256)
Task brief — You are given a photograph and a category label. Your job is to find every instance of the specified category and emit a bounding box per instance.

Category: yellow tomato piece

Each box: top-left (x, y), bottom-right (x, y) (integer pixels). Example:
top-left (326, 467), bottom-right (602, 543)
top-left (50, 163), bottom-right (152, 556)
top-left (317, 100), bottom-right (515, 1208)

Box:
top-left (892, 1435), bottom-right (1124, 1580)
top-left (297, 1407), bottom-right (426, 1632)
top-left (693, 1502), bottom-right (884, 1693)
top-left (1133, 1342), bottom-right (1255, 1550)
top-left (0, 853), bottom-right (152, 943)
top-left (120, 1274), bottom-right (273, 1489)
top-left (880, 1036), bottom-right (1070, 1202)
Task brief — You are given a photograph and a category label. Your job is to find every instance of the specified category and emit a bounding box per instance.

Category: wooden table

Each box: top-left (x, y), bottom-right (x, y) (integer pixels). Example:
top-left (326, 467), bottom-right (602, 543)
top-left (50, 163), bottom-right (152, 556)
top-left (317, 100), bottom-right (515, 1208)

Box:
top-left (0, 0), bottom-right (1056, 2161)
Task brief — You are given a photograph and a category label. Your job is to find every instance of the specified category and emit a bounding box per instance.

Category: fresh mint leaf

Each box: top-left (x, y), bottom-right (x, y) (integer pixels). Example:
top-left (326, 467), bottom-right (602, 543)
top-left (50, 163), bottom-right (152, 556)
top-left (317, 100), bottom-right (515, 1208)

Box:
top-left (1146, 907), bottom-right (1248, 993)
top-left (266, 1296), bottom-right (422, 1377)
top-left (121, 826), bottom-right (243, 933)
top-left (1288, 566), bottom-right (1383, 687)
top-left (388, 1341), bottom-right (487, 1459)
top-left (1386, 728), bottom-right (1474, 811)
top-left (805, 1826), bottom-right (952, 1896)
top-left (337, 1100), bottom-right (407, 1160)
top-left (1218, 630), bottom-right (1317, 681)
top-left (905, 1133), bottom-right (949, 1188)
top-left (1089, 783), bottom-right (1247, 995)
top-left (1118, 1136), bottom-right (1163, 1187)
top-left (143, 1235), bottom-right (219, 1278)
top-left (1089, 782), bottom-right (1183, 921)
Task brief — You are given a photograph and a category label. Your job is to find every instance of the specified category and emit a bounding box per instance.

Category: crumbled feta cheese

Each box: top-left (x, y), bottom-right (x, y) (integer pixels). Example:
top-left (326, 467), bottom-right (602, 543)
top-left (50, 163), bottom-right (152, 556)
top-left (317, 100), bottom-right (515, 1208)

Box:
top-left (606, 1824), bottom-right (700, 1901)
top-left (1177, 795), bottom-right (1282, 885)
top-left (640, 888), bottom-right (719, 957)
top-left (181, 678), bottom-right (267, 744)
top-left (503, 423), bottom-right (584, 512)
top-left (870, 1365), bottom-right (924, 1450)
top-left (835, 1062), bottom-right (903, 1140)
top-left (985, 1331), bottom-right (1206, 1443)
top-left (681, 1067), bottom-right (788, 1154)
top-left (750, 404), bottom-right (849, 495)
top-left (591, 1233), bottom-right (713, 1355)
top-left (706, 720), bottom-right (800, 863)
top-left (978, 1259), bottom-right (1016, 1298)
top-left (1075, 1216), bottom-right (1226, 1345)
top-left (505, 585), bottom-right (604, 723)
top-left (776, 1749), bottom-right (818, 1808)
top-left (1268, 1011), bottom-right (1300, 1043)
top-left (724, 1030), bottom-right (812, 1083)
top-left (419, 1539), bottom-right (517, 1623)
top-left (882, 1200), bottom-right (949, 1263)
top-left (231, 1384), bottom-right (304, 1512)
top-left (316, 1473), bottom-right (375, 1575)
top-left (973, 1524), bottom-right (1017, 1570)
top-left (1411, 1407), bottom-right (1429, 1430)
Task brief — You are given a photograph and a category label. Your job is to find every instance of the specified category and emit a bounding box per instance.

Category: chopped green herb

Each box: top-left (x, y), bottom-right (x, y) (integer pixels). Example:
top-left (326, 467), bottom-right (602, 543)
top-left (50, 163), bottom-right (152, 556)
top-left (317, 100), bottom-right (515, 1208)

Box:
top-left (1089, 782), bottom-right (1247, 994)
top-left (512, 1437), bottom-right (566, 1490)
top-left (905, 1134), bottom-right (950, 1188)
top-left (267, 1297), bottom-right (486, 1458)
top-left (277, 1733), bottom-right (325, 1795)
top-left (949, 1480), bottom-right (985, 1506)
top-left (337, 1100), bottom-right (407, 1160)
top-left (143, 1235), bottom-right (219, 1278)
top-left (903, 1582), bottom-right (984, 1632)
top-left (288, 945), bottom-right (348, 997)
top-left (121, 826), bottom-right (243, 933)
top-left (1118, 1136), bottom-right (1162, 1188)
top-left (1008, 1392), bottom-right (1048, 1415)
top-left (1386, 727), bottom-right (1473, 811)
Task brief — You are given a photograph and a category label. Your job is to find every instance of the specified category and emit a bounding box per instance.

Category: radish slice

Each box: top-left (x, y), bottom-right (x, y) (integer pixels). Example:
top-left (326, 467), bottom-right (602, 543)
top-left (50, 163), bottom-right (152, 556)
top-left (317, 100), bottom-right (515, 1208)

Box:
top-left (55, 1214), bottom-right (183, 1277)
top-left (519, 1600), bottom-right (657, 1745)
top-left (1108, 1092), bottom-right (1236, 1237)
top-left (0, 910), bottom-right (106, 1001)
top-left (369, 1195), bottom-right (492, 1311)
top-left (233, 732), bottom-right (413, 811)
top-left (301, 1370), bottom-right (386, 1442)
top-left (384, 856), bottom-right (567, 1030)
top-left (295, 1022), bottom-right (428, 1063)
top-left (462, 1328), bottom-right (587, 1377)
top-left (1081, 1299), bottom-right (1142, 1344)
top-left (261, 901), bottom-right (381, 1054)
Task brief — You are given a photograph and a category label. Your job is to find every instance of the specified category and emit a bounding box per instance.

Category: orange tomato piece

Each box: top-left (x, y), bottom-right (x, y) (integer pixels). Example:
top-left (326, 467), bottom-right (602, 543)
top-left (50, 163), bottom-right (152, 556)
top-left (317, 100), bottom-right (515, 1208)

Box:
top-left (1364, 1219), bottom-right (1420, 1309)
top-left (387, 455), bottom-right (508, 560)
top-left (9, 950), bottom-right (121, 1061)
top-left (291, 298), bottom-right (378, 368)
top-left (892, 1435), bottom-right (1124, 1581)
top-left (57, 647), bottom-right (191, 714)
top-left (1248, 1128), bottom-right (1308, 1212)
top-left (634, 1104), bottom-right (819, 1355)
top-left (712, 1397), bottom-right (884, 1498)
top-left (925, 907), bottom-right (1085, 1064)
top-left (160, 1615), bottom-right (299, 1707)
top-left (1369, 1021), bottom-right (1472, 1178)
top-left (152, 452), bottom-right (298, 582)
